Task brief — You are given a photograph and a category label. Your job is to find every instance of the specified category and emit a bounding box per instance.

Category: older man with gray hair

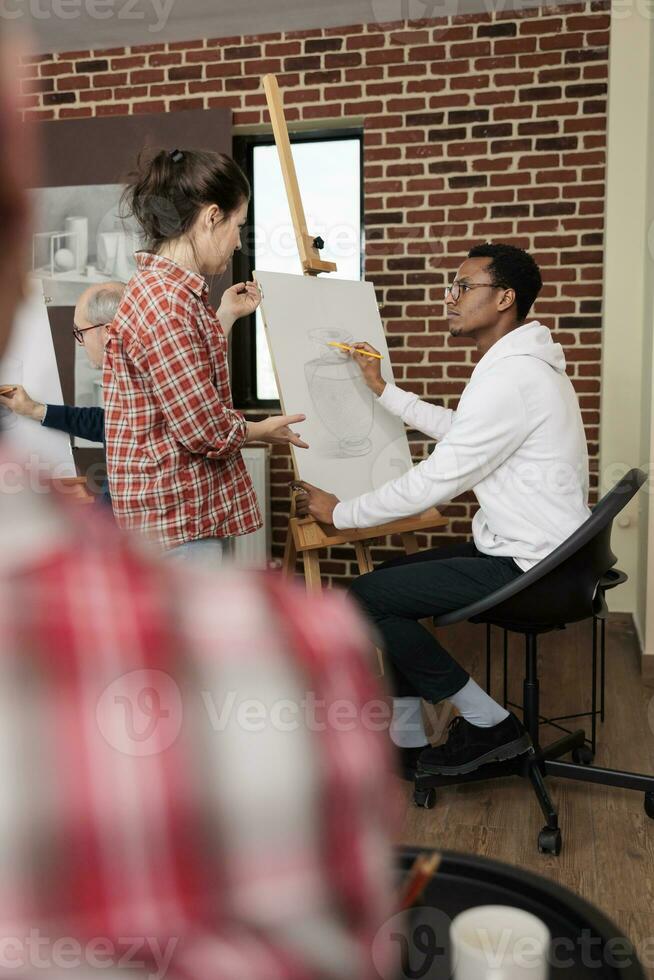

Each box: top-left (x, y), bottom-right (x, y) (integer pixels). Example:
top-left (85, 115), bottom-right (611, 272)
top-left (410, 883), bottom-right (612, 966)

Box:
top-left (0, 281), bottom-right (125, 505)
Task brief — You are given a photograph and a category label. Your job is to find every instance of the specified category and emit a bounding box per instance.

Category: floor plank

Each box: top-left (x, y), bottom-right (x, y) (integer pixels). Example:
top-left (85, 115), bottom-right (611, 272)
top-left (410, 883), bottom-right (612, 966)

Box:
top-left (397, 615), bottom-right (654, 977)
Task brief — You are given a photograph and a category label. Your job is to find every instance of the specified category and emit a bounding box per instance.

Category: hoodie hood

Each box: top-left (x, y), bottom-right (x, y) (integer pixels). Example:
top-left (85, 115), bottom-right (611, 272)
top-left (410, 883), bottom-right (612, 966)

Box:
top-left (472, 320), bottom-right (566, 380)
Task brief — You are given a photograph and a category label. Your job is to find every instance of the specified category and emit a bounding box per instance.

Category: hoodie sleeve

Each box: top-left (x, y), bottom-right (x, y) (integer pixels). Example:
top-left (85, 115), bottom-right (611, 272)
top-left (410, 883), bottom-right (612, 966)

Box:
top-left (333, 373), bottom-right (527, 530)
top-left (378, 383), bottom-right (455, 440)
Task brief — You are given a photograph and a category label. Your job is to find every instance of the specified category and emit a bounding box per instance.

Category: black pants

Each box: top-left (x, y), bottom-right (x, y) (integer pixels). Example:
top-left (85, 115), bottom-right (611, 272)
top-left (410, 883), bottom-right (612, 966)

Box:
top-left (349, 541), bottom-right (524, 704)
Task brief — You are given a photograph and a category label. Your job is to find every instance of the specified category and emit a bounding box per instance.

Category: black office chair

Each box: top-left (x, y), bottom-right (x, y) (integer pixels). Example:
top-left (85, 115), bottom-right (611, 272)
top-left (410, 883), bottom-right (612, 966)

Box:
top-left (413, 468), bottom-right (654, 855)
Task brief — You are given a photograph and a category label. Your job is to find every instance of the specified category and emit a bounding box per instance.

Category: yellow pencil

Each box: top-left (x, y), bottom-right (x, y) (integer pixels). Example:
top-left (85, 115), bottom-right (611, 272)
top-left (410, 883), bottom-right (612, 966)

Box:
top-left (327, 341), bottom-right (383, 360)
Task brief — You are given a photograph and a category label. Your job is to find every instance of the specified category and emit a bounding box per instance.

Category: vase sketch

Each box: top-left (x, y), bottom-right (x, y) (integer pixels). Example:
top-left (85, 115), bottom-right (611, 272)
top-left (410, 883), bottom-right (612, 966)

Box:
top-left (64, 215), bottom-right (88, 271)
top-left (304, 328), bottom-right (374, 457)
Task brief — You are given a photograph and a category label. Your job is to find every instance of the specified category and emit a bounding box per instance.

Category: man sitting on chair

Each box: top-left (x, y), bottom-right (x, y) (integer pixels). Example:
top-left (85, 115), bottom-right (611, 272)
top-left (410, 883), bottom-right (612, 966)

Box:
top-left (295, 243), bottom-right (591, 779)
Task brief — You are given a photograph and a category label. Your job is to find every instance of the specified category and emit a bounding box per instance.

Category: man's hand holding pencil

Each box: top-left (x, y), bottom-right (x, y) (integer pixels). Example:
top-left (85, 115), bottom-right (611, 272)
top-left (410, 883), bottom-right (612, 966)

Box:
top-left (347, 342), bottom-right (387, 398)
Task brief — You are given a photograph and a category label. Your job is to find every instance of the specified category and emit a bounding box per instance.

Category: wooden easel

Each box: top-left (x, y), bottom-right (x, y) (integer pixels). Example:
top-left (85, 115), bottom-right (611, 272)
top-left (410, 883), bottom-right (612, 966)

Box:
top-left (262, 74), bottom-right (448, 591)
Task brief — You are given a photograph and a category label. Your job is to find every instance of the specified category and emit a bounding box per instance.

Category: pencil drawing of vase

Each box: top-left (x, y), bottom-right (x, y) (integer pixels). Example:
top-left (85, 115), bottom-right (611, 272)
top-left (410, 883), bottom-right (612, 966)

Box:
top-left (304, 328), bottom-right (374, 457)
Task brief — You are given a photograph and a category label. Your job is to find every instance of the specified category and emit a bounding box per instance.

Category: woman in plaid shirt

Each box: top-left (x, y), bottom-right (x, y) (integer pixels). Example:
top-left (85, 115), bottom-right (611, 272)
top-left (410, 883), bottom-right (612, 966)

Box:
top-left (104, 149), bottom-right (308, 557)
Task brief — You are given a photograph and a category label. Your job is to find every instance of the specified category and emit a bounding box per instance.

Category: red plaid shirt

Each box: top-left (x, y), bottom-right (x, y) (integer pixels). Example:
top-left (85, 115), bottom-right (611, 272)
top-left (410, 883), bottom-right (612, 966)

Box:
top-left (0, 470), bottom-right (399, 980)
top-left (104, 252), bottom-right (261, 549)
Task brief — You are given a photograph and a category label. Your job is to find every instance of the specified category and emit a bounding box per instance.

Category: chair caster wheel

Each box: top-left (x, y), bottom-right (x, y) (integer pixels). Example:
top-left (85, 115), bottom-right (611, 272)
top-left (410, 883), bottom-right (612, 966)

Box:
top-left (572, 746), bottom-right (594, 765)
top-left (413, 787), bottom-right (436, 809)
top-left (645, 792), bottom-right (654, 820)
top-left (538, 827), bottom-right (562, 855)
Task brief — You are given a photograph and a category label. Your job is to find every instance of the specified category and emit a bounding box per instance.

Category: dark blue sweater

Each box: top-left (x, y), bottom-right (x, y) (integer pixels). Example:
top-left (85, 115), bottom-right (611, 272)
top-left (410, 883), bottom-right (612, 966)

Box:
top-left (42, 405), bottom-right (111, 505)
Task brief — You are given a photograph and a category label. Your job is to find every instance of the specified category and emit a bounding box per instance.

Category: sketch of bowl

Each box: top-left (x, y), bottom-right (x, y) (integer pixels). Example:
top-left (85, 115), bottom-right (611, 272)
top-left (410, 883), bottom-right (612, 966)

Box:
top-left (304, 328), bottom-right (374, 457)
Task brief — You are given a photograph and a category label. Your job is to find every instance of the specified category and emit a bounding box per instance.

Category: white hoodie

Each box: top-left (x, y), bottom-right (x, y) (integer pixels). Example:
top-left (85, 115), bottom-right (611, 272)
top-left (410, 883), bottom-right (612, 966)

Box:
top-left (333, 321), bottom-right (591, 571)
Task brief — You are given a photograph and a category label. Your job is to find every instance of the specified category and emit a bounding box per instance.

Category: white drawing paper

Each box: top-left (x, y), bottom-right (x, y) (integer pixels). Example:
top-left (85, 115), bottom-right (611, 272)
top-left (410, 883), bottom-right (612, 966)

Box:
top-left (255, 271), bottom-right (412, 501)
top-left (0, 278), bottom-right (76, 476)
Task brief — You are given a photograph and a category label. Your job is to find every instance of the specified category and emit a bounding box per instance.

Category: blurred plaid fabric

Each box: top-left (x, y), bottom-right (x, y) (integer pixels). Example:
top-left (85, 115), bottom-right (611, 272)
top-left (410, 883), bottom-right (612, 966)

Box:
top-left (0, 468), bottom-right (397, 980)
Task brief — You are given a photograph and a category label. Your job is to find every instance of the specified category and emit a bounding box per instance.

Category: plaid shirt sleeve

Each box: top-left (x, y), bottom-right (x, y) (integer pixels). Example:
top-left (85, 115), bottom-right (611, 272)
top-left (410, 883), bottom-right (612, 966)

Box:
top-left (0, 489), bottom-right (399, 980)
top-left (139, 312), bottom-right (248, 458)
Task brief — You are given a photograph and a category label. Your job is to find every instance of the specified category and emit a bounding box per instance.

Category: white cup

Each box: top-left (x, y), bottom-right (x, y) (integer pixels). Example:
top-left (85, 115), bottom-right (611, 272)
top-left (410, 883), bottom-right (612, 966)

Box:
top-left (451, 905), bottom-right (550, 979)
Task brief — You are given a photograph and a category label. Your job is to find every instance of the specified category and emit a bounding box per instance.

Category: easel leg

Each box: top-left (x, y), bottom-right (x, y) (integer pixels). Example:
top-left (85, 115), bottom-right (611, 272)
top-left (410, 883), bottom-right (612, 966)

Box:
top-left (354, 541), bottom-right (374, 575)
top-left (401, 531), bottom-right (419, 555)
top-left (302, 550), bottom-right (323, 592)
top-left (282, 526), bottom-right (297, 579)
top-left (282, 499), bottom-right (298, 579)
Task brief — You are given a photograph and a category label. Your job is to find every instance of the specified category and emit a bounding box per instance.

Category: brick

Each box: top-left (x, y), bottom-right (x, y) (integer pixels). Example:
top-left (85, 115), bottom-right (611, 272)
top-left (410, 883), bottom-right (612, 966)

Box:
top-left (448, 108), bottom-right (489, 124)
top-left (225, 77), bottom-right (260, 91)
top-left (407, 111), bottom-right (445, 126)
top-left (565, 48), bottom-right (607, 64)
top-left (471, 122), bottom-right (513, 138)
top-left (168, 66), bottom-right (202, 81)
top-left (244, 59), bottom-right (282, 75)
top-left (390, 30), bottom-right (431, 45)
top-left (368, 49), bottom-right (409, 65)
top-left (131, 69), bottom-right (164, 84)
top-left (169, 98), bottom-right (205, 112)
top-left (491, 204), bottom-right (530, 218)
top-left (57, 75), bottom-right (90, 91)
top-left (346, 35), bottom-right (386, 50)
top-left (75, 59), bottom-right (108, 73)
top-left (306, 38), bottom-right (343, 53)
top-left (41, 61), bottom-right (75, 76)
top-left (43, 91), bottom-right (76, 105)
top-left (539, 32), bottom-right (585, 51)
top-left (478, 23), bottom-right (517, 37)
top-left (284, 55), bottom-right (322, 70)
top-left (534, 202), bottom-right (576, 217)
top-left (96, 104), bottom-right (130, 116)
top-left (519, 85), bottom-right (562, 102)
top-left (154, 83), bottom-right (187, 97)
top-left (224, 45), bottom-right (261, 60)
top-left (57, 107), bottom-right (90, 118)
top-left (265, 42), bottom-right (301, 56)
top-left (535, 136), bottom-right (578, 151)
top-left (519, 18), bottom-right (563, 35)
top-left (494, 37), bottom-right (537, 55)
top-left (133, 100), bottom-right (166, 114)
top-left (326, 53), bottom-right (362, 68)
top-left (306, 70), bottom-right (341, 84)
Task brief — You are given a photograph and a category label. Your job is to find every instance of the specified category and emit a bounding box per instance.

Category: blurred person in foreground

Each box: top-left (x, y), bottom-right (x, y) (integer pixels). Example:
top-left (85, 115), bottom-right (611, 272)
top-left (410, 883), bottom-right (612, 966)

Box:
top-left (0, 37), bottom-right (397, 980)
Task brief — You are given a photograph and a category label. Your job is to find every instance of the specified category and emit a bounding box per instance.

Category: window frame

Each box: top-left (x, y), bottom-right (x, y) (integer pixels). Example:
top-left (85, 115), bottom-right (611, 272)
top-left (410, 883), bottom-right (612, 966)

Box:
top-left (231, 128), bottom-right (364, 410)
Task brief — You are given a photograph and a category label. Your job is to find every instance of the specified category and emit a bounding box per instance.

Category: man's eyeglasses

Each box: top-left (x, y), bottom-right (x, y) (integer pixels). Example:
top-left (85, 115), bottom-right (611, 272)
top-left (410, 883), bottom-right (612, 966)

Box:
top-left (444, 281), bottom-right (503, 303)
top-left (72, 323), bottom-right (105, 345)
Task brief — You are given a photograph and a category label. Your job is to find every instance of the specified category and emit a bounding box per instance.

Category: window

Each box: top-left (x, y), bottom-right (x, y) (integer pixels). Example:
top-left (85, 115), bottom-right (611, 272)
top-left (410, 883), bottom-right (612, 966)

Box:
top-left (232, 131), bottom-right (363, 408)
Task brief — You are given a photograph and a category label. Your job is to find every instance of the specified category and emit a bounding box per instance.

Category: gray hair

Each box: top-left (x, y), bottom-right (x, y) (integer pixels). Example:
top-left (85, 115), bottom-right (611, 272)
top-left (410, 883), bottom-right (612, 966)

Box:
top-left (86, 287), bottom-right (124, 326)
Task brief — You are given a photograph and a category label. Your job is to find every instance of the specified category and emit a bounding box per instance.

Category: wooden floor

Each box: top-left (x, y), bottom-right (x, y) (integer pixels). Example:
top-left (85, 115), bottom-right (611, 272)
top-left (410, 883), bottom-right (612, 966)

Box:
top-left (396, 614), bottom-right (654, 977)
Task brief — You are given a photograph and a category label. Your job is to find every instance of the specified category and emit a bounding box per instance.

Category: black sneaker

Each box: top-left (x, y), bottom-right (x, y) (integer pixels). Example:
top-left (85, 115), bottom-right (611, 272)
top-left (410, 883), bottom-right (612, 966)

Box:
top-left (417, 712), bottom-right (531, 776)
top-left (396, 744), bottom-right (430, 781)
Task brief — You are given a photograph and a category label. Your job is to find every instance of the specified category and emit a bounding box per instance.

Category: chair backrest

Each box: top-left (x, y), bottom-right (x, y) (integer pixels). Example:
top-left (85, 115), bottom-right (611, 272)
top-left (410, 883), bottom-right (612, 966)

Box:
top-left (435, 468), bottom-right (647, 631)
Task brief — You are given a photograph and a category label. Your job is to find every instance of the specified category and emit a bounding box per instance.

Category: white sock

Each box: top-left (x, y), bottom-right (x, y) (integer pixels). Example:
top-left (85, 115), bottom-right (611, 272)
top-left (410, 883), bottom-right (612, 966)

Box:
top-left (448, 678), bottom-right (509, 728)
top-left (390, 697), bottom-right (428, 748)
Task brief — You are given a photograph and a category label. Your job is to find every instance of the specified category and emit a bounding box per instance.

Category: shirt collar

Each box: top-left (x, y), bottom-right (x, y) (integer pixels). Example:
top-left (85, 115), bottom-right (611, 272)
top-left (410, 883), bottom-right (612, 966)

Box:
top-left (136, 251), bottom-right (208, 300)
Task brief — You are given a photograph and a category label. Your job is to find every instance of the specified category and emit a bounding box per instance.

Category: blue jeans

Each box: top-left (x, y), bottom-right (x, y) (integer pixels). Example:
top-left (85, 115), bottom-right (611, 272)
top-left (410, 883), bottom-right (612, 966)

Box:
top-left (165, 537), bottom-right (232, 569)
top-left (348, 541), bottom-right (524, 704)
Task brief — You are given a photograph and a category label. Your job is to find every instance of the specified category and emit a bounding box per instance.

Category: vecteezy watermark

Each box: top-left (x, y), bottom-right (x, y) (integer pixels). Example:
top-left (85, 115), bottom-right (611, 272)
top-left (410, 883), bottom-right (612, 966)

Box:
top-left (97, 669), bottom-right (395, 756)
top-left (96, 668), bottom-right (184, 757)
top-left (0, 930), bottom-right (177, 979)
top-left (0, 0), bottom-right (176, 34)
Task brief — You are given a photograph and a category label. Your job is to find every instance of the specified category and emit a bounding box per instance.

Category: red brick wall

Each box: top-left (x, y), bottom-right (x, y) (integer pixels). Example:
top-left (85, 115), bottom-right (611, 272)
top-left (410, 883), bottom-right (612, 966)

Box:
top-left (20, 2), bottom-right (609, 580)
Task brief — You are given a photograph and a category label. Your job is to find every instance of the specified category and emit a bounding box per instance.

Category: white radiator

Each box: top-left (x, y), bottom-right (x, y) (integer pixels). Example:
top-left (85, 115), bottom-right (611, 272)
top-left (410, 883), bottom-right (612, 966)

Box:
top-left (234, 448), bottom-right (271, 568)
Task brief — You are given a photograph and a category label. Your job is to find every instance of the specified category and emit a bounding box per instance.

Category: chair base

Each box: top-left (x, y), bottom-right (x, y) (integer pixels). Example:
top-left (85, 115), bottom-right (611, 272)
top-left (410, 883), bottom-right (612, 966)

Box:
top-left (413, 727), bottom-right (654, 855)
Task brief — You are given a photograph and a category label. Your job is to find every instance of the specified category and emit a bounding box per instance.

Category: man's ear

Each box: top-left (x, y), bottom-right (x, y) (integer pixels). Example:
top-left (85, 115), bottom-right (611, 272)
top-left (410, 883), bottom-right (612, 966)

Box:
top-left (497, 287), bottom-right (516, 312)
